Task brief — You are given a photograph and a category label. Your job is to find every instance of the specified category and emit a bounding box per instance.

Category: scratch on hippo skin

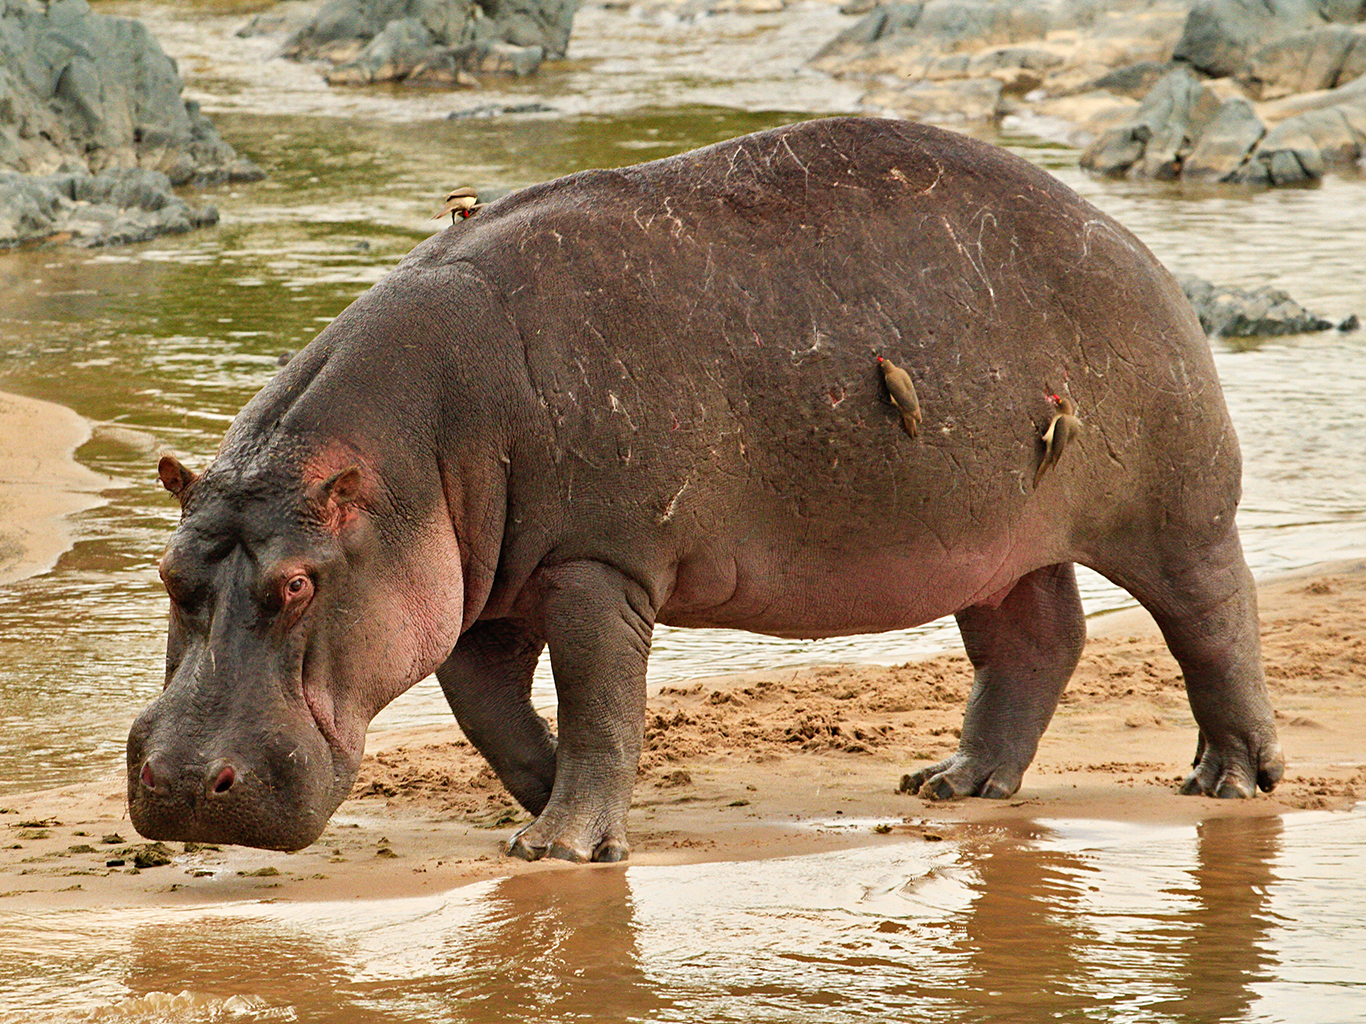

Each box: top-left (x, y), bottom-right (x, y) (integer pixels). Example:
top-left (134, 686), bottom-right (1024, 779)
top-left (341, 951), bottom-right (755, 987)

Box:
top-left (777, 136), bottom-right (812, 192)
top-left (661, 196), bottom-right (686, 240)
top-left (914, 162), bottom-right (946, 196)
top-left (657, 477), bottom-right (692, 524)
top-left (941, 216), bottom-right (996, 309)
top-left (723, 144), bottom-right (749, 186)
top-left (607, 392), bottom-right (638, 432)
top-left (790, 323), bottom-right (825, 364)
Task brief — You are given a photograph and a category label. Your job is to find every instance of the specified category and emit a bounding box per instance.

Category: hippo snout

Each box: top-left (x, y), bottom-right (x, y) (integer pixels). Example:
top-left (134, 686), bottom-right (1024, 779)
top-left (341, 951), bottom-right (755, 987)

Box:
top-left (127, 702), bottom-right (343, 852)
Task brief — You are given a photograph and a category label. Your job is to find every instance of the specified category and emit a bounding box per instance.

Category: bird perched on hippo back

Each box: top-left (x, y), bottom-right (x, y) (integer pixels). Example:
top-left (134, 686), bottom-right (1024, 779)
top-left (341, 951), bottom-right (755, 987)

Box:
top-left (1034, 393), bottom-right (1083, 488)
top-left (877, 355), bottom-right (922, 438)
top-left (432, 187), bottom-right (482, 225)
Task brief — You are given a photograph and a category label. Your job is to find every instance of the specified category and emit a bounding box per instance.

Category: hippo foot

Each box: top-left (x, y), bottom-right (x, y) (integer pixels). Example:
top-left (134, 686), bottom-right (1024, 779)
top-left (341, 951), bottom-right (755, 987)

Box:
top-left (506, 822), bottom-right (630, 863)
top-left (898, 754), bottom-right (1024, 801)
top-left (1179, 736), bottom-right (1284, 798)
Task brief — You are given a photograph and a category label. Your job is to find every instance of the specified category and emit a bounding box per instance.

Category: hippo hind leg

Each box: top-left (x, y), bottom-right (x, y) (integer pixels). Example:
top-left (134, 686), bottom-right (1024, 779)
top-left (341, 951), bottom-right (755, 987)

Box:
top-left (436, 620), bottom-right (558, 816)
top-left (903, 562), bottom-right (1086, 800)
top-left (1097, 524), bottom-right (1283, 798)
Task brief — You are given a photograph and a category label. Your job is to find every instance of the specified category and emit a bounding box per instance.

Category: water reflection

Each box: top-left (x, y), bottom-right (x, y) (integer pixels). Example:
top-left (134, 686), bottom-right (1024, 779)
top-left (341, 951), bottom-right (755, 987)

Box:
top-left (948, 824), bottom-right (1113, 1021)
top-left (4, 809), bottom-right (1362, 1022)
top-left (1149, 815), bottom-right (1281, 1024)
top-left (436, 867), bottom-right (670, 1023)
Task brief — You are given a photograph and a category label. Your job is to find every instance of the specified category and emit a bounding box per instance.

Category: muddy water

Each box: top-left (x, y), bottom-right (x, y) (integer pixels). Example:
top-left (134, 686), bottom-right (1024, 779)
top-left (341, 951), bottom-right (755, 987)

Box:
top-left (5, 808), bottom-right (1366, 1021)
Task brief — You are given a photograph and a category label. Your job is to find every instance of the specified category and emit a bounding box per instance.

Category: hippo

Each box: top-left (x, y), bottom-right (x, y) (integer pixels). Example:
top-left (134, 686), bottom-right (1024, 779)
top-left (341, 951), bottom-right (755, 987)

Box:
top-left (129, 117), bottom-right (1283, 862)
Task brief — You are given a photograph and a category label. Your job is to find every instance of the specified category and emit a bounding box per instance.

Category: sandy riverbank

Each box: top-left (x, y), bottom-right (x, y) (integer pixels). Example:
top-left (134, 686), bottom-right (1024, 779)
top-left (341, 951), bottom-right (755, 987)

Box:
top-left (1, 560), bottom-right (1361, 909)
top-left (0, 391), bottom-right (108, 586)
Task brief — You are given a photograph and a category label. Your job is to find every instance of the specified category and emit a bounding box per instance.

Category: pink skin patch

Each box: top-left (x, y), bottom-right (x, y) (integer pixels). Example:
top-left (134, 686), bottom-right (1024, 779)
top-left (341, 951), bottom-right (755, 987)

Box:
top-left (301, 451), bottom-right (374, 535)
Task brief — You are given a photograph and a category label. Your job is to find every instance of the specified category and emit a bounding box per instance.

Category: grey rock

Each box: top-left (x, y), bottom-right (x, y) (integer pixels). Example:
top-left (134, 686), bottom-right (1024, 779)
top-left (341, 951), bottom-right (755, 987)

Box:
top-left (874, 76), bottom-right (1006, 122)
top-left (0, 167), bottom-right (218, 249)
top-left (1080, 65), bottom-right (1222, 178)
top-left (1172, 0), bottom-right (1322, 78)
top-left (1177, 273), bottom-right (1340, 337)
top-left (327, 33), bottom-right (545, 83)
top-left (1236, 26), bottom-right (1366, 100)
top-left (811, 2), bottom-right (924, 59)
top-left (237, 0), bottom-right (320, 38)
top-left (325, 16), bottom-right (437, 82)
top-left (281, 0), bottom-right (574, 81)
top-left (813, 0), bottom-right (1059, 63)
top-left (1230, 75), bottom-right (1366, 182)
top-left (1320, 0), bottom-right (1366, 21)
top-left (1079, 60), bottom-right (1176, 99)
top-left (482, 0), bottom-right (574, 54)
top-left (0, 0), bottom-right (262, 185)
top-left (1183, 97), bottom-right (1265, 179)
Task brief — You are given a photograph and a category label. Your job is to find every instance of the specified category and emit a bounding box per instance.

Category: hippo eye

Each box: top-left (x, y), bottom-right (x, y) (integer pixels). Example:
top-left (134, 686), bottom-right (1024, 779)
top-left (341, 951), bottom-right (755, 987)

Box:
top-left (285, 574), bottom-right (311, 597)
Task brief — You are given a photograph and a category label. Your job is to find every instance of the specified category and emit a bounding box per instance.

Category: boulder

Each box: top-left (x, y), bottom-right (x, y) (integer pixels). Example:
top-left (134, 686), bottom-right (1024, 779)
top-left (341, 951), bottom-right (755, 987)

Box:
top-left (1235, 26), bottom-right (1366, 100)
top-left (810, 0), bottom-right (1192, 127)
top-left (1183, 96), bottom-right (1265, 179)
top-left (0, 167), bottom-right (219, 248)
top-left (0, 0), bottom-right (262, 184)
top-left (280, 0), bottom-right (574, 82)
top-left (1172, 0), bottom-right (1322, 78)
top-left (1176, 273), bottom-right (1349, 337)
top-left (1231, 74), bottom-right (1366, 182)
top-left (1080, 65), bottom-right (1223, 178)
top-left (812, 2), bottom-right (925, 58)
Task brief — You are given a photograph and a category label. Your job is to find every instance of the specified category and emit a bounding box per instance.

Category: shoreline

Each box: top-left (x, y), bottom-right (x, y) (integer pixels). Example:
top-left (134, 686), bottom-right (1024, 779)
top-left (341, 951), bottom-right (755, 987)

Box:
top-left (0, 390), bottom-right (108, 586)
top-left (1, 559), bottom-right (1361, 910)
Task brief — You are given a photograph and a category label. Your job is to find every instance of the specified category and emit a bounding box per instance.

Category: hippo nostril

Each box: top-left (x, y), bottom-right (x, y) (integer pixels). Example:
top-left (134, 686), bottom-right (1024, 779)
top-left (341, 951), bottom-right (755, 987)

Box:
top-left (140, 760), bottom-right (156, 791)
top-left (211, 765), bottom-right (237, 796)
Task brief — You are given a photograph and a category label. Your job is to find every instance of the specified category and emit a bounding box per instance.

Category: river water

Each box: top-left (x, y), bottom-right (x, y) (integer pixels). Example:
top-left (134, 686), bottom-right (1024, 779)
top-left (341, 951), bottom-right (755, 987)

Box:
top-left (6, 808), bottom-right (1366, 1022)
top-left (2, 0), bottom-right (1365, 1018)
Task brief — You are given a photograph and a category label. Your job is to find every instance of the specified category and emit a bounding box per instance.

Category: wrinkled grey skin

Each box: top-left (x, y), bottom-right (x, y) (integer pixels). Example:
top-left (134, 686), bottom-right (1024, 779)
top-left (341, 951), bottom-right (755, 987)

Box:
top-left (128, 117), bottom-right (1283, 861)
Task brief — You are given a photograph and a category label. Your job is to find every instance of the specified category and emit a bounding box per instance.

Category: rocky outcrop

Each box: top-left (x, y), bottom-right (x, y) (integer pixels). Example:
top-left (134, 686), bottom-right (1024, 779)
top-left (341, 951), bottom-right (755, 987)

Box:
top-left (1236, 24), bottom-right (1366, 99)
top-left (811, 0), bottom-right (1366, 185)
top-left (811, 0), bottom-right (1195, 126)
top-left (1177, 273), bottom-right (1357, 336)
top-left (275, 0), bottom-right (575, 84)
top-left (0, 0), bottom-right (261, 185)
top-left (0, 0), bottom-right (259, 246)
top-left (1080, 65), bottom-right (1222, 178)
top-left (0, 167), bottom-right (219, 248)
top-left (1081, 65), bottom-right (1366, 184)
top-left (1171, 0), bottom-right (1324, 78)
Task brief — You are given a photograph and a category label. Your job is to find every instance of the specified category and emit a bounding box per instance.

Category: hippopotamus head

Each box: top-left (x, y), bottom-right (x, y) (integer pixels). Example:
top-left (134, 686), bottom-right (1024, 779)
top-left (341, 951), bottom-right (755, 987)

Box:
top-left (127, 432), bottom-right (465, 851)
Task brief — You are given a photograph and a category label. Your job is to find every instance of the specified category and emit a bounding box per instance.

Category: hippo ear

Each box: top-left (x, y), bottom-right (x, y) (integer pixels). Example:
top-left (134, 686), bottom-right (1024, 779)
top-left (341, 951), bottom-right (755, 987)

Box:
top-left (157, 455), bottom-right (198, 503)
top-left (308, 466), bottom-right (369, 530)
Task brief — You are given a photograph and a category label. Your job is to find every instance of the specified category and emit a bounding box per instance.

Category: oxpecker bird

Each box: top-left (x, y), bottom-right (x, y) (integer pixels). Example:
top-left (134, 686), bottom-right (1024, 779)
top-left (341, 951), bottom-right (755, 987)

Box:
top-left (1034, 393), bottom-right (1082, 488)
top-left (877, 355), bottom-right (922, 438)
top-left (432, 187), bottom-right (482, 225)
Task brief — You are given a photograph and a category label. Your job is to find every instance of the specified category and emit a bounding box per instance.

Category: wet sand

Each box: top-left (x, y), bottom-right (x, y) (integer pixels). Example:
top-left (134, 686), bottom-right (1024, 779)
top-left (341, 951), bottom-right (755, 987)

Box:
top-left (0, 391), bottom-right (108, 585)
top-left (1, 559), bottom-right (1361, 910)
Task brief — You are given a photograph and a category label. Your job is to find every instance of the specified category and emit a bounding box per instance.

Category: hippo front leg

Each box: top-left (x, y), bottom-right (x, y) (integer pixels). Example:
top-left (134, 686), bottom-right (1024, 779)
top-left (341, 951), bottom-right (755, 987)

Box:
top-left (436, 621), bottom-right (556, 815)
top-left (903, 563), bottom-right (1086, 800)
top-left (508, 560), bottom-right (654, 863)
